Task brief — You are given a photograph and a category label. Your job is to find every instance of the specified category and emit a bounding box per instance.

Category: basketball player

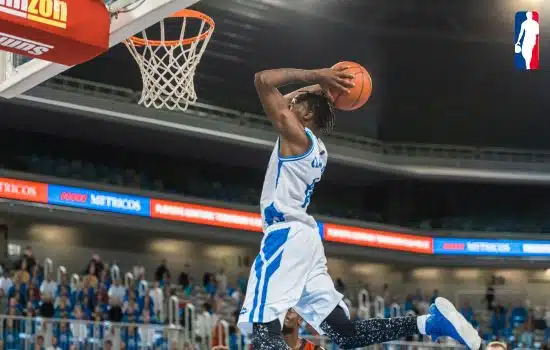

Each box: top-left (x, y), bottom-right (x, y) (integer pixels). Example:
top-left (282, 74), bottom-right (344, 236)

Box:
top-left (237, 66), bottom-right (482, 350)
top-left (283, 308), bottom-right (323, 350)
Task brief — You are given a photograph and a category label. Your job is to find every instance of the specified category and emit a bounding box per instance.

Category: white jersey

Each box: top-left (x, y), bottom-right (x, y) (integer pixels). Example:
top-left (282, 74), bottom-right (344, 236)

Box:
top-left (260, 127), bottom-right (327, 230)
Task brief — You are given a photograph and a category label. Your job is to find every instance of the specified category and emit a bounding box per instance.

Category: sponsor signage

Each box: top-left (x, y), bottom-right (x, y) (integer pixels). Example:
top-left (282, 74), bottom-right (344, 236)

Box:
top-left (0, 177), bottom-right (549, 256)
top-left (434, 238), bottom-right (550, 256)
top-left (0, 0), bottom-right (109, 65)
top-left (0, 177), bottom-right (48, 203)
top-left (47, 184), bottom-right (149, 216)
top-left (323, 223), bottom-right (434, 254)
top-left (150, 199), bottom-right (262, 232)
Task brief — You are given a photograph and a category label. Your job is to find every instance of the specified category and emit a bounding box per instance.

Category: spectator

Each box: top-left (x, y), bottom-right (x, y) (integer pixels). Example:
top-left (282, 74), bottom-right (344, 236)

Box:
top-left (33, 334), bottom-right (45, 350)
top-left (46, 335), bottom-right (61, 350)
top-left (24, 301), bottom-right (36, 317)
top-left (237, 273), bottom-right (247, 294)
top-left (29, 264), bottom-right (42, 288)
top-left (71, 305), bottom-right (88, 344)
top-left (108, 279), bottom-right (126, 301)
top-left (140, 292), bottom-right (155, 318)
top-left (335, 278), bottom-right (345, 294)
top-left (204, 274), bottom-right (216, 296)
top-left (40, 273), bottom-right (58, 296)
top-left (179, 264), bottom-right (190, 289)
top-left (382, 283), bottom-right (390, 301)
top-left (4, 315), bottom-right (18, 348)
top-left (15, 260), bottom-right (30, 285)
top-left (108, 296), bottom-right (123, 322)
top-left (39, 293), bottom-right (54, 318)
top-left (84, 253), bottom-right (104, 278)
top-left (430, 289), bottom-right (439, 304)
top-left (28, 287), bottom-right (40, 309)
top-left (85, 264), bottom-right (99, 289)
top-left (215, 268), bottom-right (227, 296)
top-left (404, 294), bottom-right (414, 312)
top-left (139, 310), bottom-right (155, 347)
top-left (54, 294), bottom-right (70, 318)
top-left (99, 267), bottom-right (111, 291)
top-left (17, 246), bottom-right (36, 273)
top-left (149, 280), bottom-right (163, 321)
top-left (0, 270), bottom-right (13, 294)
top-left (155, 259), bottom-right (170, 282)
top-left (491, 307), bottom-right (507, 337)
top-left (8, 274), bottom-right (27, 304)
top-left (519, 318), bottom-right (535, 348)
top-left (125, 325), bottom-right (140, 350)
top-left (486, 277), bottom-right (496, 311)
top-left (460, 300), bottom-right (474, 323)
top-left (124, 294), bottom-right (139, 323)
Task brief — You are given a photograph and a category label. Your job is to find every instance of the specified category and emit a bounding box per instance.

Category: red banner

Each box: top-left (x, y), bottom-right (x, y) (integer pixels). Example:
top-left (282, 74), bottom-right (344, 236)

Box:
top-left (324, 223), bottom-right (433, 254)
top-left (150, 199), bottom-right (263, 232)
top-left (0, 0), bottom-right (109, 65)
top-left (0, 178), bottom-right (48, 203)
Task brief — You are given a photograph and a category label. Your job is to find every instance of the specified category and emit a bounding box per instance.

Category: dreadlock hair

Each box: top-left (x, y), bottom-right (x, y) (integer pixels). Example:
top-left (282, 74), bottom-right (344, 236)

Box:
top-left (292, 91), bottom-right (336, 135)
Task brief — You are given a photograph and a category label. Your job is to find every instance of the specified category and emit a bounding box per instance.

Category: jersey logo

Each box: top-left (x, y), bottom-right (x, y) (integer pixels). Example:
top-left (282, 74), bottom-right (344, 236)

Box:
top-left (311, 157), bottom-right (323, 169)
top-left (301, 178), bottom-right (320, 208)
top-left (263, 202), bottom-right (285, 226)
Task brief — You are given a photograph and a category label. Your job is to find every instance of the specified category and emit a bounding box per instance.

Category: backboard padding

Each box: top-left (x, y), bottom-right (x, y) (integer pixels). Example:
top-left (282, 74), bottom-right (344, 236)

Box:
top-left (0, 0), bottom-right (202, 99)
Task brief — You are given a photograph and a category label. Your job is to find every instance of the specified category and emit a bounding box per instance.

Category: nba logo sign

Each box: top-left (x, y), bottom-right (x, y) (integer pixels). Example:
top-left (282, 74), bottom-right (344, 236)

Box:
top-left (514, 11), bottom-right (540, 70)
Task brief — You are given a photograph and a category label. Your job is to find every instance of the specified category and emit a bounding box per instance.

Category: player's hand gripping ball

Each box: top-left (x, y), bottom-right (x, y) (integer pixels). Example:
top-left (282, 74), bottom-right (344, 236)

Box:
top-left (329, 61), bottom-right (372, 111)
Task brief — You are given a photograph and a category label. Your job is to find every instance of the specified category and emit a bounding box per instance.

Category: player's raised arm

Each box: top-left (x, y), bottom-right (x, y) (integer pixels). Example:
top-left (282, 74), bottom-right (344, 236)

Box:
top-left (254, 68), bottom-right (354, 156)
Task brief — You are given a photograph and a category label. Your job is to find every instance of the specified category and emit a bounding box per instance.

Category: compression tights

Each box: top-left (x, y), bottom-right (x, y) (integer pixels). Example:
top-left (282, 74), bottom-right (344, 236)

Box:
top-left (251, 306), bottom-right (420, 350)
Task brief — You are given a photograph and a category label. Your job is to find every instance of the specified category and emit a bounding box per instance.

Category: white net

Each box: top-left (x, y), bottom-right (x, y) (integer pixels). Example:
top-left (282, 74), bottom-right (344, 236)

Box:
top-left (124, 11), bottom-right (214, 111)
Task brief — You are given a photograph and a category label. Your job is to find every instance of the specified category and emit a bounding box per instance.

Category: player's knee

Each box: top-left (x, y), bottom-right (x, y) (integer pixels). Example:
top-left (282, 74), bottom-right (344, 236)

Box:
top-left (252, 319), bottom-right (282, 339)
top-left (320, 305), bottom-right (355, 347)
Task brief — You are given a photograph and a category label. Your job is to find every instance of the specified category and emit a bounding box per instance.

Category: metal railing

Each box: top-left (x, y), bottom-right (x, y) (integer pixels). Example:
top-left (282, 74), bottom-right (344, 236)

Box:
top-left (0, 314), bottom-right (187, 349)
top-left (41, 75), bottom-right (550, 165)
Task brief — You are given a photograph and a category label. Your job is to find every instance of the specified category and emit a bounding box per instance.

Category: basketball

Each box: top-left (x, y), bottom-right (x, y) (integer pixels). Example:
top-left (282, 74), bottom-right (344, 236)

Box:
top-left (329, 61), bottom-right (372, 111)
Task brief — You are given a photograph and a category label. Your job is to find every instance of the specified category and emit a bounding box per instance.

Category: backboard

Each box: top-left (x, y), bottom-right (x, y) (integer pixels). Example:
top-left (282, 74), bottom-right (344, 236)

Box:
top-left (0, 0), bottom-right (202, 99)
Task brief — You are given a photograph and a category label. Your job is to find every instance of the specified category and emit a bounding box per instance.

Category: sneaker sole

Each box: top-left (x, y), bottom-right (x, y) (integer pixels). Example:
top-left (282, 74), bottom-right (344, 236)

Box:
top-left (435, 297), bottom-right (481, 350)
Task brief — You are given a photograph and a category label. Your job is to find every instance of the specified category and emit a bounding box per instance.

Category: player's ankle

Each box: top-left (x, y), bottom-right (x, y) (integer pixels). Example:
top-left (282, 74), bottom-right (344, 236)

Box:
top-left (416, 315), bottom-right (428, 335)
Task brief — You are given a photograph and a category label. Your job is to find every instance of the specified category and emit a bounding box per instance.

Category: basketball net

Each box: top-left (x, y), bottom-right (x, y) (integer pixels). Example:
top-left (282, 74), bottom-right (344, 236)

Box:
top-left (124, 10), bottom-right (214, 111)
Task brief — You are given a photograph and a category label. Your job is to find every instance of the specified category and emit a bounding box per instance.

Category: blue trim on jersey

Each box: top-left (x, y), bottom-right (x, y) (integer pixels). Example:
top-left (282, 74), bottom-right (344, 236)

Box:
top-left (259, 251), bottom-right (283, 322)
top-left (275, 160), bottom-right (283, 188)
top-left (277, 129), bottom-right (315, 162)
top-left (263, 202), bottom-right (285, 227)
top-left (262, 227), bottom-right (290, 260)
top-left (250, 228), bottom-right (289, 322)
top-left (249, 255), bottom-right (264, 323)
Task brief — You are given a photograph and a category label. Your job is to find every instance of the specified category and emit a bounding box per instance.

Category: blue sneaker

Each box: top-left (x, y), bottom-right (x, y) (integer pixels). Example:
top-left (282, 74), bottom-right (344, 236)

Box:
top-left (426, 297), bottom-right (481, 350)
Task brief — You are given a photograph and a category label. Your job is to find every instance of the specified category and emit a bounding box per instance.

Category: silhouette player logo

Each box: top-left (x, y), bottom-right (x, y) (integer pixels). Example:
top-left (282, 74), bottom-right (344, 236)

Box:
top-left (514, 11), bottom-right (540, 70)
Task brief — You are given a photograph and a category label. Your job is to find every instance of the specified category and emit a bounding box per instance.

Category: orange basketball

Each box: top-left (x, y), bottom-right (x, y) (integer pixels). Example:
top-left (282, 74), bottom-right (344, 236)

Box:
top-left (329, 61), bottom-right (372, 111)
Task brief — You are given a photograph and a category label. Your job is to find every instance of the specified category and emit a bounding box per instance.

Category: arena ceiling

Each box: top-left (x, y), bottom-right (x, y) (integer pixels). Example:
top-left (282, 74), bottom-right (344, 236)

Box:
top-left (65, 0), bottom-right (550, 149)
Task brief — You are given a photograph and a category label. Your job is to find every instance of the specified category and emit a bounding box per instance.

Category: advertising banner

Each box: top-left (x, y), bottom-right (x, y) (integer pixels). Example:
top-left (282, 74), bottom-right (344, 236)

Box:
top-left (47, 184), bottom-right (150, 216)
top-left (0, 177), bottom-right (48, 203)
top-left (0, 177), bottom-right (549, 257)
top-left (434, 238), bottom-right (550, 256)
top-left (323, 223), bottom-right (434, 254)
top-left (150, 199), bottom-right (262, 232)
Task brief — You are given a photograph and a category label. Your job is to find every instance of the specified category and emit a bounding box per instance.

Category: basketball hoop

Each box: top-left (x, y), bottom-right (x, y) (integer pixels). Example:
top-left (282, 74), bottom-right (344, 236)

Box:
top-left (124, 9), bottom-right (214, 111)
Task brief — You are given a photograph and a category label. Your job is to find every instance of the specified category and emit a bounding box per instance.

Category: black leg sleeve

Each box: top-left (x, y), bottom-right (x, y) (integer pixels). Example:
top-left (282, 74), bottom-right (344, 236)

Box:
top-left (251, 320), bottom-right (290, 350)
top-left (320, 305), bottom-right (420, 349)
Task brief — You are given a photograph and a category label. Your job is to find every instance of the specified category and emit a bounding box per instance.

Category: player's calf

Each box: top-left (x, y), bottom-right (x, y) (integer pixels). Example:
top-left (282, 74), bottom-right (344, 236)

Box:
top-left (320, 297), bottom-right (481, 350)
top-left (251, 320), bottom-right (290, 350)
top-left (320, 305), bottom-right (420, 349)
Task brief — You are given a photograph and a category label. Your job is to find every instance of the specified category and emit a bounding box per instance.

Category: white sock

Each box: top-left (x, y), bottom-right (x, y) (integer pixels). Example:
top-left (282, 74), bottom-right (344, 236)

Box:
top-left (417, 315), bottom-right (428, 335)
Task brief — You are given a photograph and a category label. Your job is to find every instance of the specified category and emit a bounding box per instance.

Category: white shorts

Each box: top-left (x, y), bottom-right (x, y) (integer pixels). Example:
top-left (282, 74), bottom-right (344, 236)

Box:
top-left (238, 222), bottom-right (348, 336)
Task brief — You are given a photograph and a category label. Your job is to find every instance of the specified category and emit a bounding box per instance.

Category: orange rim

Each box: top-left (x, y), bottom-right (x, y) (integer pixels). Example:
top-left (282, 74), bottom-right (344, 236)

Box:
top-left (129, 9), bottom-right (215, 47)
